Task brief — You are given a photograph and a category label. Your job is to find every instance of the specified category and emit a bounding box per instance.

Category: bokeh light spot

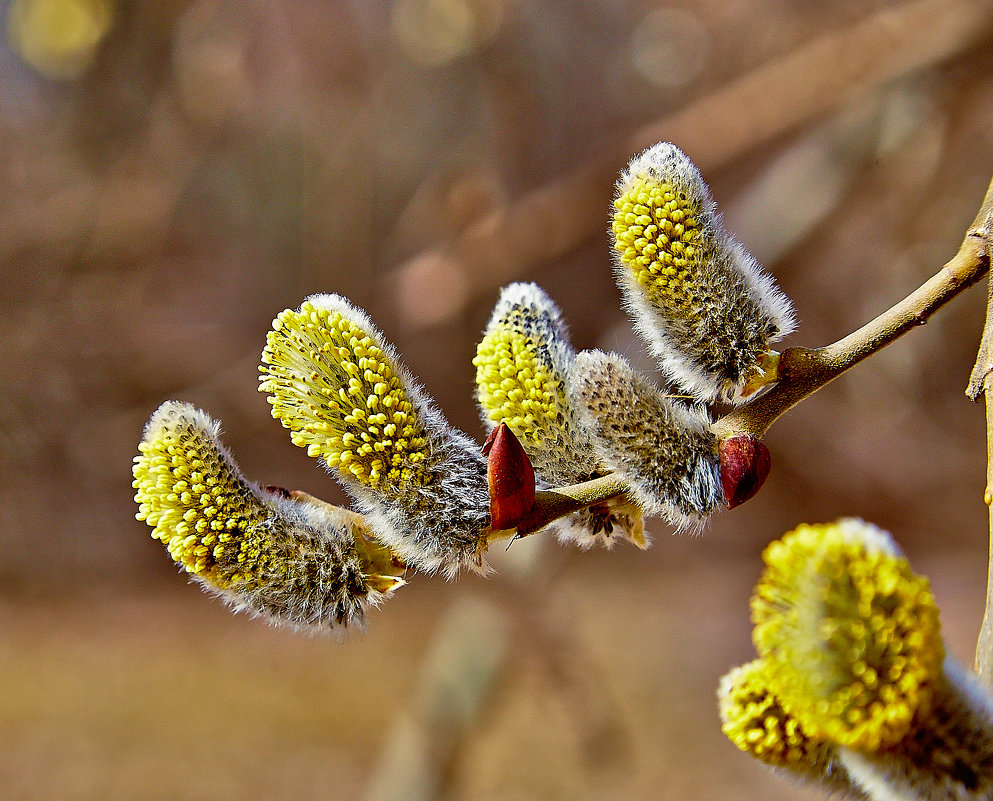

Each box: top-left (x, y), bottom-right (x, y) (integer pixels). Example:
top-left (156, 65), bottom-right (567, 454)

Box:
top-left (391, 0), bottom-right (505, 66)
top-left (7, 0), bottom-right (114, 80)
top-left (628, 6), bottom-right (711, 90)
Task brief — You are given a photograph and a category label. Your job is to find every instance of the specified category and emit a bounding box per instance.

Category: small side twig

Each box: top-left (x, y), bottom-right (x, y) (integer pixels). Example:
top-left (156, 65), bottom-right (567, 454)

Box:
top-left (961, 177), bottom-right (993, 686)
top-left (512, 178), bottom-right (993, 537)
top-left (515, 476), bottom-right (629, 537)
top-left (965, 177), bottom-right (993, 402)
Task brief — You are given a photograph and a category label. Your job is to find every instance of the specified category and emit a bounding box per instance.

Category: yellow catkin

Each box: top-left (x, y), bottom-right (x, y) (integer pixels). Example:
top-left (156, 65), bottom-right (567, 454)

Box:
top-left (751, 520), bottom-right (944, 751)
top-left (133, 402), bottom-right (406, 630)
top-left (259, 301), bottom-right (429, 491)
top-left (609, 143), bottom-right (796, 404)
top-left (259, 296), bottom-right (492, 576)
top-left (720, 659), bottom-right (836, 773)
top-left (474, 324), bottom-right (562, 448)
top-left (133, 407), bottom-right (275, 589)
top-left (473, 283), bottom-right (649, 550)
top-left (612, 176), bottom-right (706, 318)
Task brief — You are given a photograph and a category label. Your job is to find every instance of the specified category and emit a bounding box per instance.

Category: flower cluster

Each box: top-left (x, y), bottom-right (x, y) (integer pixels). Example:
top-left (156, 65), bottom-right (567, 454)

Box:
top-left (473, 283), bottom-right (647, 548)
top-left (129, 139), bottom-right (992, 801)
top-left (469, 143), bottom-right (794, 544)
top-left (259, 294), bottom-right (492, 576)
top-left (721, 519), bottom-right (993, 800)
top-left (134, 140), bottom-right (797, 630)
top-left (132, 402), bottom-right (404, 632)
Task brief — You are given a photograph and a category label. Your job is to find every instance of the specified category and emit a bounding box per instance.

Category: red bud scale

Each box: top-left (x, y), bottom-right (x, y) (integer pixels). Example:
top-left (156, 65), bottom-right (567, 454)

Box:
top-left (484, 423), bottom-right (536, 530)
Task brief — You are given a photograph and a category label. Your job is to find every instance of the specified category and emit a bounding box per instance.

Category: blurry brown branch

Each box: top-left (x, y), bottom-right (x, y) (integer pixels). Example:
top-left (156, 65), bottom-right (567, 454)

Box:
top-left (381, 0), bottom-right (993, 332)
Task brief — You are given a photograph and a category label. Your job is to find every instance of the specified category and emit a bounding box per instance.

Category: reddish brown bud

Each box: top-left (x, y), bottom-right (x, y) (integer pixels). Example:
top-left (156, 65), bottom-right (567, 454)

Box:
top-left (719, 434), bottom-right (771, 509)
top-left (483, 423), bottom-right (536, 530)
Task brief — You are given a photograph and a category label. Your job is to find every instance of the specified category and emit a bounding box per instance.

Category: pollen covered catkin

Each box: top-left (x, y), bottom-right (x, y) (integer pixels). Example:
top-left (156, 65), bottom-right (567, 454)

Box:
top-left (838, 657), bottom-right (993, 801)
top-left (474, 283), bottom-right (584, 485)
top-left (611, 142), bottom-right (795, 403)
top-left (568, 349), bottom-right (724, 529)
top-left (742, 519), bottom-right (993, 801)
top-left (474, 283), bottom-right (646, 548)
top-left (718, 659), bottom-right (862, 797)
top-left (259, 294), bottom-right (491, 576)
top-left (751, 519), bottom-right (944, 752)
top-left (133, 402), bottom-right (403, 632)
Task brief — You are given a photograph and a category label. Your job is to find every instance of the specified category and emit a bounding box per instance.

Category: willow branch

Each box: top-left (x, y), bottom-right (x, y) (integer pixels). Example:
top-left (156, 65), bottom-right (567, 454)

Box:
top-left (296, 182), bottom-right (993, 552)
top-left (515, 475), bottom-right (629, 537)
top-left (514, 183), bottom-right (993, 536)
top-left (966, 177), bottom-right (993, 401)
top-left (961, 176), bottom-right (993, 686)
top-left (976, 395), bottom-right (993, 688)
top-left (712, 230), bottom-right (992, 442)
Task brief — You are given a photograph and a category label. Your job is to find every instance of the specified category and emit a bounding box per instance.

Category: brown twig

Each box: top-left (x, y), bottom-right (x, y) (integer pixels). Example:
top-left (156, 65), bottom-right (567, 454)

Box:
top-left (977, 395), bottom-right (993, 687)
top-left (965, 178), bottom-right (993, 401)
top-left (713, 230), bottom-right (992, 441)
top-left (508, 193), bottom-right (993, 538)
top-left (515, 476), bottom-right (629, 537)
top-left (960, 177), bottom-right (993, 685)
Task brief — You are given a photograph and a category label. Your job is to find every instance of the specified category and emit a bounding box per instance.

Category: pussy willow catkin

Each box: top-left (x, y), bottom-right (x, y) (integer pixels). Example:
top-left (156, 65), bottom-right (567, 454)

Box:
top-left (611, 142), bottom-right (795, 403)
top-left (568, 349), bottom-right (724, 530)
top-left (133, 401), bottom-right (403, 632)
top-left (259, 294), bottom-right (491, 575)
top-left (733, 519), bottom-right (993, 801)
top-left (751, 519), bottom-right (943, 752)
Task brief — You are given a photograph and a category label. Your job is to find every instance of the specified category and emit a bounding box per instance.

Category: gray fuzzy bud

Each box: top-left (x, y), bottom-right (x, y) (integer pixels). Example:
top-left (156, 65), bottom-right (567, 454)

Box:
top-left (568, 350), bottom-right (724, 529)
top-left (612, 142), bottom-right (795, 403)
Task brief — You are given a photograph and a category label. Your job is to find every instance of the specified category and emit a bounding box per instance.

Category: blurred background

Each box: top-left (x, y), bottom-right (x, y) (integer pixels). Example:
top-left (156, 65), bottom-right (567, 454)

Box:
top-left (3, 0), bottom-right (993, 798)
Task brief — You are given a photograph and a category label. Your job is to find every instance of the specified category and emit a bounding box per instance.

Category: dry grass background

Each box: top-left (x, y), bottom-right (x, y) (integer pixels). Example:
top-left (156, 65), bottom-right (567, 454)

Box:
top-left (3, 0), bottom-right (993, 798)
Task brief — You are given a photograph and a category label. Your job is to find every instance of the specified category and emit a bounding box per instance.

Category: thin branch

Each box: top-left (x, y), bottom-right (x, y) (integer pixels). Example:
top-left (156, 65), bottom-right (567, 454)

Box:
top-left (515, 476), bottom-right (629, 537)
top-left (712, 230), bottom-right (992, 442)
top-left (976, 397), bottom-right (993, 687)
top-left (966, 176), bottom-right (993, 400)
top-left (961, 176), bottom-right (993, 686)
top-left (512, 191), bottom-right (993, 536)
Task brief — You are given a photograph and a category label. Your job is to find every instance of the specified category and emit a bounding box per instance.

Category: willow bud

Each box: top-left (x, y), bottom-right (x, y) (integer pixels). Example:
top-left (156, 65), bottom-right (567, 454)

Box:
top-left (611, 142), bottom-right (795, 403)
top-left (132, 402), bottom-right (404, 632)
top-left (483, 423), bottom-right (536, 531)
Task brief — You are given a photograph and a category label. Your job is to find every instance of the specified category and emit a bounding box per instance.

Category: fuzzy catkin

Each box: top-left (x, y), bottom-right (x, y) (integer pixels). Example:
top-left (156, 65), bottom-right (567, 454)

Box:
top-left (474, 283), bottom-right (647, 549)
top-left (751, 520), bottom-right (944, 752)
top-left (259, 294), bottom-right (491, 576)
top-left (727, 520), bottom-right (993, 800)
top-left (719, 659), bottom-right (865, 798)
top-left (839, 657), bottom-right (993, 801)
top-left (611, 142), bottom-right (795, 403)
top-left (133, 401), bottom-right (402, 632)
top-left (474, 282), bottom-right (586, 485)
top-left (568, 349), bottom-right (724, 529)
